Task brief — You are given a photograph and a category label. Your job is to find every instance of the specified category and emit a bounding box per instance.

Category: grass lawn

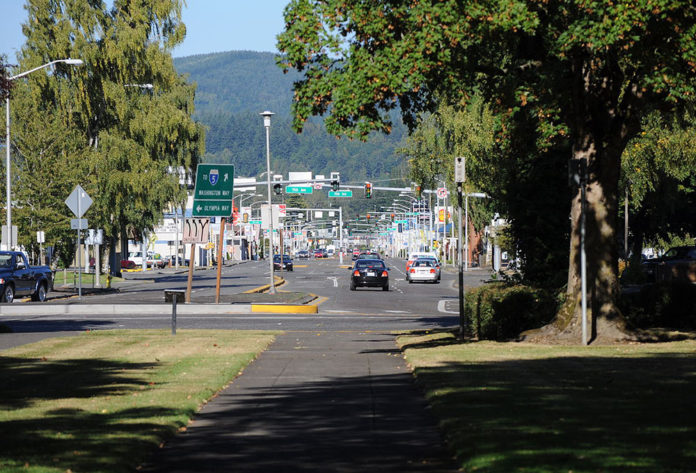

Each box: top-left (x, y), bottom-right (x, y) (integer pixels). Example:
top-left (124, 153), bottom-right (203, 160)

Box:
top-left (0, 329), bottom-right (279, 473)
top-left (397, 331), bottom-right (696, 473)
top-left (52, 271), bottom-right (126, 287)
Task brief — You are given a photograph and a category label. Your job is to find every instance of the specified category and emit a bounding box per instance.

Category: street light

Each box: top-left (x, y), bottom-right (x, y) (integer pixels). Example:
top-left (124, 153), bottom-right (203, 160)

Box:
top-left (5, 58), bottom-right (83, 250)
top-left (260, 110), bottom-right (276, 294)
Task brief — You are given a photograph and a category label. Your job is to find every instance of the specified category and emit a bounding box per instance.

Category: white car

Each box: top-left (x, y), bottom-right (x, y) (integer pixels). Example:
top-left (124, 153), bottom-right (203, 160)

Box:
top-left (407, 258), bottom-right (440, 283)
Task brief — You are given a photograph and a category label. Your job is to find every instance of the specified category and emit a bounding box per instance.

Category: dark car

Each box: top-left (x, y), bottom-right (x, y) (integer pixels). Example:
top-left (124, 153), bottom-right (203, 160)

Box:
top-left (643, 245), bottom-right (696, 283)
top-left (350, 258), bottom-right (389, 291)
top-left (273, 254), bottom-right (294, 271)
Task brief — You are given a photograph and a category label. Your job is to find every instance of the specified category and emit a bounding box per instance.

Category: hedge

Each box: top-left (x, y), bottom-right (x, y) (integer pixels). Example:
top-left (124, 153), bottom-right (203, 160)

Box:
top-left (620, 282), bottom-right (696, 330)
top-left (464, 283), bottom-right (559, 340)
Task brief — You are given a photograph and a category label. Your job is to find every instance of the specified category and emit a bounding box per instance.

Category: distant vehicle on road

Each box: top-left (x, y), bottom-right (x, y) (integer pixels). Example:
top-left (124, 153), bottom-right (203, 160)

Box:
top-left (358, 250), bottom-right (381, 260)
top-left (313, 249), bottom-right (327, 258)
top-left (296, 250), bottom-right (310, 259)
top-left (407, 258), bottom-right (440, 284)
top-left (0, 251), bottom-right (54, 303)
top-left (350, 258), bottom-right (389, 291)
top-left (406, 252), bottom-right (438, 271)
top-left (274, 254), bottom-right (294, 271)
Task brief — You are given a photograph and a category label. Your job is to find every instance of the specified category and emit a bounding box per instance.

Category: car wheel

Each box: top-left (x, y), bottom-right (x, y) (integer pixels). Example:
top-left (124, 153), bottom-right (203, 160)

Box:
top-left (2, 285), bottom-right (14, 303)
top-left (31, 283), bottom-right (47, 302)
top-left (382, 284), bottom-right (389, 291)
top-left (408, 279), bottom-right (413, 284)
top-left (350, 283), bottom-right (356, 291)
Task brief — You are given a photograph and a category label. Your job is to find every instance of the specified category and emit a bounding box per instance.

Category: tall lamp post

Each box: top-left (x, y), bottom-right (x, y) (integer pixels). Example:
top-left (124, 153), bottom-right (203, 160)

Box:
top-left (5, 58), bottom-right (83, 250)
top-left (260, 111), bottom-right (276, 294)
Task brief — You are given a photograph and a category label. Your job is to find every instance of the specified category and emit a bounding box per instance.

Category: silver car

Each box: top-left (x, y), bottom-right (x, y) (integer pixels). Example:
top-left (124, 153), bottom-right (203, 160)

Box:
top-left (407, 258), bottom-right (439, 283)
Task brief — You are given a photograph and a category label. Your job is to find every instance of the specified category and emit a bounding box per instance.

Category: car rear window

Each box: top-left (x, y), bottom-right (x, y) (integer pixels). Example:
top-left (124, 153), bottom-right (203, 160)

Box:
top-left (355, 260), bottom-right (385, 270)
top-left (413, 260), bottom-right (433, 267)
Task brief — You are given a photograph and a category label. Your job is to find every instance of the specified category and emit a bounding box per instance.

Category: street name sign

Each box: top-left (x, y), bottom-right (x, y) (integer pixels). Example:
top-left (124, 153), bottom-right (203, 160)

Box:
top-left (328, 190), bottom-right (352, 198)
top-left (286, 185), bottom-right (313, 194)
top-left (192, 164), bottom-right (234, 217)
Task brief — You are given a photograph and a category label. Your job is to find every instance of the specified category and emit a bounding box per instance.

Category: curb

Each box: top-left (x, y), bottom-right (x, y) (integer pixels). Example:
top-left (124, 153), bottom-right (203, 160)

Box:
top-left (243, 276), bottom-right (286, 294)
top-left (251, 304), bottom-right (318, 314)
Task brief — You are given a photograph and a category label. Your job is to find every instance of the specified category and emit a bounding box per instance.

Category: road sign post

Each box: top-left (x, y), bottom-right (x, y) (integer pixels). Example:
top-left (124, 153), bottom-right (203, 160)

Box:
top-left (191, 164), bottom-right (234, 301)
top-left (65, 185), bottom-right (93, 300)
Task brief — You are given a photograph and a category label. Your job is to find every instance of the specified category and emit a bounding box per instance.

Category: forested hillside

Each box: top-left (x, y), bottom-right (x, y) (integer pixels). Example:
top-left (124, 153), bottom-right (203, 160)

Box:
top-left (174, 51), bottom-right (409, 185)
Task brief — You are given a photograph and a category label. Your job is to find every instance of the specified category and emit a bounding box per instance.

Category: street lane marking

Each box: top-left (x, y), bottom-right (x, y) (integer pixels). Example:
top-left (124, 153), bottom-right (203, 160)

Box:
top-left (437, 299), bottom-right (459, 314)
top-left (327, 276), bottom-right (338, 287)
top-left (384, 310), bottom-right (409, 314)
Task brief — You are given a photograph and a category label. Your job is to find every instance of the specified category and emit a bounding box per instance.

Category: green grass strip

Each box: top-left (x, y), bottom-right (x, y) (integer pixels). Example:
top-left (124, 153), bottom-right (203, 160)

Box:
top-left (397, 331), bottom-right (696, 473)
top-left (0, 329), bottom-right (279, 472)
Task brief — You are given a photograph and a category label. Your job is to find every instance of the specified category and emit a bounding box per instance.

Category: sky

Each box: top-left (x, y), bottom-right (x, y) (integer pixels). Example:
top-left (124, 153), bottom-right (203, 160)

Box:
top-left (1, 0), bottom-right (290, 63)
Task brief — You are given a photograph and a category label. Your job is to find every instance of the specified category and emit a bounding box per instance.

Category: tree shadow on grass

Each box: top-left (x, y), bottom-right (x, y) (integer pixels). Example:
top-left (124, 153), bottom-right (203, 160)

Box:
top-left (0, 356), bottom-right (191, 472)
top-left (413, 353), bottom-right (696, 472)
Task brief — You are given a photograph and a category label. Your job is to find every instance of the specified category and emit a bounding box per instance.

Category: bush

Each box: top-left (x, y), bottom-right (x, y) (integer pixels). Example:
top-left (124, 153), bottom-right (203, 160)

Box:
top-left (620, 282), bottom-right (696, 330)
top-left (464, 283), bottom-right (559, 340)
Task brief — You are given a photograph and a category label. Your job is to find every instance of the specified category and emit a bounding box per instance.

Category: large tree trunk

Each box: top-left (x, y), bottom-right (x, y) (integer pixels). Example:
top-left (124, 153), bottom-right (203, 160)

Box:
top-left (525, 57), bottom-right (639, 344)
top-left (561, 137), bottom-right (630, 342)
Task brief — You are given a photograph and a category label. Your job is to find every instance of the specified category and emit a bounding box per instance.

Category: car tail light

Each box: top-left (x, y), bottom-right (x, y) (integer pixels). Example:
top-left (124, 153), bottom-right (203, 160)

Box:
top-left (409, 268), bottom-right (415, 273)
top-left (430, 268), bottom-right (436, 273)
top-left (353, 270), bottom-right (360, 276)
top-left (381, 271), bottom-right (388, 277)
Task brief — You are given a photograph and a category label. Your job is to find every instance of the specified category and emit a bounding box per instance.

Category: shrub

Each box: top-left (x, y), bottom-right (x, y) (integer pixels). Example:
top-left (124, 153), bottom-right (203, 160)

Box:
top-left (464, 283), bottom-right (559, 340)
top-left (620, 282), bottom-right (696, 330)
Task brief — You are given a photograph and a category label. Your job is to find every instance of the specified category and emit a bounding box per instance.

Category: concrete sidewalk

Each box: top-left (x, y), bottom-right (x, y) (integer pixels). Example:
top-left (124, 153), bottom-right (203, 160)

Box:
top-left (141, 331), bottom-right (456, 473)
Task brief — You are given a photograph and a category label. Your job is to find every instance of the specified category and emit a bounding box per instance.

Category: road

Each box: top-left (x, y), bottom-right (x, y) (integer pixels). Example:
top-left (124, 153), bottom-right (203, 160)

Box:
top-left (0, 256), bottom-right (490, 341)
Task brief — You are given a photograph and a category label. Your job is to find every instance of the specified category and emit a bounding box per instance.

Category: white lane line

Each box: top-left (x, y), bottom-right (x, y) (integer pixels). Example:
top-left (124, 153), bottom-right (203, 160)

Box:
top-left (384, 310), bottom-right (409, 314)
top-left (327, 276), bottom-right (338, 287)
top-left (437, 299), bottom-right (459, 314)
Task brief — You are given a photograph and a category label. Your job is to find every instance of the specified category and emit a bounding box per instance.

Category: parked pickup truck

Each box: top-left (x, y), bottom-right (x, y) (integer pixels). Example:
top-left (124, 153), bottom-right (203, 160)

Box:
top-left (0, 251), bottom-right (54, 303)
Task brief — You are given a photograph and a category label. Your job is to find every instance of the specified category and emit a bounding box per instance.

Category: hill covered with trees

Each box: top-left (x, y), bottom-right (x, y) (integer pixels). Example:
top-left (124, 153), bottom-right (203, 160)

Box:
top-left (174, 51), bottom-right (409, 186)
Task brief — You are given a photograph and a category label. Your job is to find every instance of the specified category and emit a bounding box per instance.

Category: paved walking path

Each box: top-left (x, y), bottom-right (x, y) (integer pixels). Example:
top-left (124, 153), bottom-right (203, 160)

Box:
top-left (142, 331), bottom-right (456, 472)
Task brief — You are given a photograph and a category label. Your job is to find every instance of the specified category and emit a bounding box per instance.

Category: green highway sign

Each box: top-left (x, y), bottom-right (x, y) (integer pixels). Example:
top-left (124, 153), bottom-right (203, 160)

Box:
top-left (194, 200), bottom-right (234, 216)
top-left (395, 219), bottom-right (407, 224)
top-left (193, 164), bottom-right (234, 217)
top-left (328, 190), bottom-right (353, 198)
top-left (249, 220), bottom-right (262, 225)
top-left (285, 185), bottom-right (313, 194)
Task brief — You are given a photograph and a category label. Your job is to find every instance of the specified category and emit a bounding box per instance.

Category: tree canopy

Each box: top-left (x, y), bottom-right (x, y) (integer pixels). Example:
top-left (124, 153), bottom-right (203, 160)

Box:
top-left (7, 0), bottom-right (204, 266)
top-left (278, 0), bottom-right (696, 342)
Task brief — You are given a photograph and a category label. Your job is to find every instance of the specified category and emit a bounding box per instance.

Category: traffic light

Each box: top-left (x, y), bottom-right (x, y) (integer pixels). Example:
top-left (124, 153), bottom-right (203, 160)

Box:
top-left (273, 183), bottom-right (282, 195)
top-left (415, 185), bottom-right (422, 199)
top-left (366, 213), bottom-right (371, 222)
top-left (364, 181), bottom-right (372, 199)
top-left (390, 213), bottom-right (395, 222)
top-left (331, 180), bottom-right (339, 191)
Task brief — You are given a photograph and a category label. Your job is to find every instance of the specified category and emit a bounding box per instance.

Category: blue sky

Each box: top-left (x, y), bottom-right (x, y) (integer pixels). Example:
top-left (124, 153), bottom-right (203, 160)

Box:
top-left (1, 0), bottom-right (290, 63)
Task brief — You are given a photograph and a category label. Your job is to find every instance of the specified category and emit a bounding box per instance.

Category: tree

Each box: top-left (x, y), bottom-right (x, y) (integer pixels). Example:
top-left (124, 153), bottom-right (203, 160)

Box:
top-left (278, 0), bottom-right (696, 342)
top-left (620, 111), bottom-right (696, 258)
top-left (0, 56), bottom-right (11, 100)
top-left (15, 0), bottom-right (204, 269)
